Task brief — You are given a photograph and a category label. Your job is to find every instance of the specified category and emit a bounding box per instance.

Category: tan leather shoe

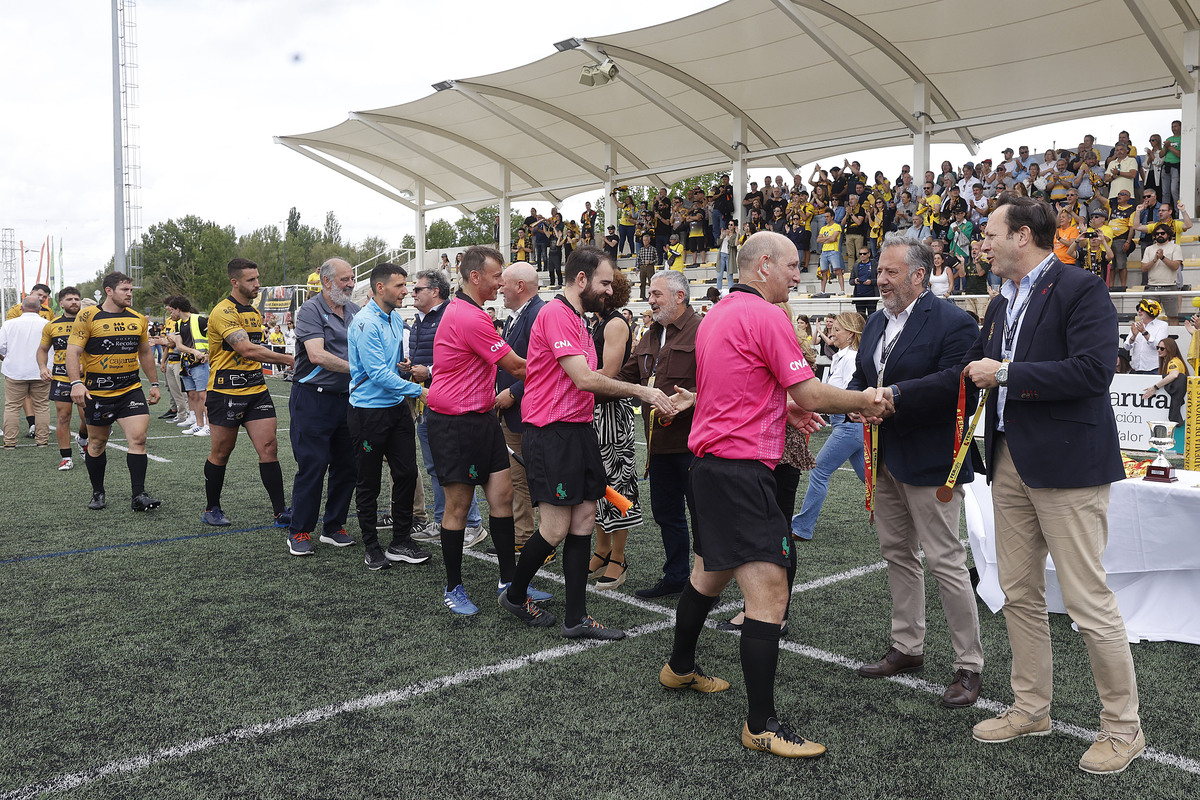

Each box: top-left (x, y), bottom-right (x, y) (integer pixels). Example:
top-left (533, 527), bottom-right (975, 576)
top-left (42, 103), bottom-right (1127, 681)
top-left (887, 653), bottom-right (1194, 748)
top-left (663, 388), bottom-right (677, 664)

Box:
top-left (1079, 729), bottom-right (1145, 775)
top-left (941, 669), bottom-right (982, 708)
top-left (972, 707), bottom-right (1052, 743)
top-left (857, 646), bottom-right (924, 678)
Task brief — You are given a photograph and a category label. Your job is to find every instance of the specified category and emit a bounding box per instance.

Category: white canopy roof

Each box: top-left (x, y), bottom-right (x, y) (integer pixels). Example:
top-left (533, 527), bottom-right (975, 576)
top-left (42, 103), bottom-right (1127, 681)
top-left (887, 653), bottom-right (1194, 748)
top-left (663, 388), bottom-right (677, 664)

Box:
top-left (277, 0), bottom-right (1200, 213)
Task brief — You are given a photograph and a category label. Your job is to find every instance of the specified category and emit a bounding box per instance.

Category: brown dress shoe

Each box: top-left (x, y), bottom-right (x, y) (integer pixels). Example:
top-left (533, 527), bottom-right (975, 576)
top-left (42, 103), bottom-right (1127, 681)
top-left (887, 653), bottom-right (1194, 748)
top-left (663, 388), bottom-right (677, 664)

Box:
top-left (858, 647), bottom-right (924, 678)
top-left (941, 669), bottom-right (982, 708)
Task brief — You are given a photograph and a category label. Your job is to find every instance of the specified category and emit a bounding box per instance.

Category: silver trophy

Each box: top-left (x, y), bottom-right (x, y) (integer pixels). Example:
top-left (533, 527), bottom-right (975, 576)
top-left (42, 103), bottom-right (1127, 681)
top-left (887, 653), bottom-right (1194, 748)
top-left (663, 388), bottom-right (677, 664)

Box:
top-left (1144, 421), bottom-right (1178, 483)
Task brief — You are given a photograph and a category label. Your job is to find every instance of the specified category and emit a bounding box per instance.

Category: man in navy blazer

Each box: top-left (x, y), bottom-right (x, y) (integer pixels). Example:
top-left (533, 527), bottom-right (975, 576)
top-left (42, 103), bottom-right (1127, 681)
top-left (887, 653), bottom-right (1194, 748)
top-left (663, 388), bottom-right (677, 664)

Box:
top-left (495, 263), bottom-right (546, 550)
top-left (959, 196), bottom-right (1142, 774)
top-left (847, 236), bottom-right (984, 709)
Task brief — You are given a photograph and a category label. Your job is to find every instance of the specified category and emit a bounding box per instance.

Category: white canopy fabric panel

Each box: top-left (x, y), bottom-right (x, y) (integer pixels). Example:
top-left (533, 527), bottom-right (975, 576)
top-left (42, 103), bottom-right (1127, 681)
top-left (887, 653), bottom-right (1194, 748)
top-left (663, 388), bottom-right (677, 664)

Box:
top-left (277, 0), bottom-right (1200, 212)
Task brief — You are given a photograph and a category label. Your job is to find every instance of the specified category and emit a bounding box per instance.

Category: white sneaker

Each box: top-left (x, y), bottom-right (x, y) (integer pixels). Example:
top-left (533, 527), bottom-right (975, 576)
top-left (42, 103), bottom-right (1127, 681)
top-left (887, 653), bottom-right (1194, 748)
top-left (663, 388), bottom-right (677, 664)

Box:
top-left (411, 521), bottom-right (441, 543)
top-left (192, 424), bottom-right (210, 437)
top-left (176, 413), bottom-right (196, 427)
top-left (58, 457), bottom-right (73, 471)
top-left (27, 424), bottom-right (35, 438)
top-left (184, 424), bottom-right (201, 435)
top-left (463, 524), bottom-right (488, 549)
top-left (76, 435), bottom-right (88, 450)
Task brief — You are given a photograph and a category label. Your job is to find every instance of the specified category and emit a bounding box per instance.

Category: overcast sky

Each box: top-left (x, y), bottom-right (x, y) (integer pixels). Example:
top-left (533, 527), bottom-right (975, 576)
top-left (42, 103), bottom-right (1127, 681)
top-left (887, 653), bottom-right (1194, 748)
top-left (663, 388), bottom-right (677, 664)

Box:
top-left (1, 0), bottom-right (1179, 288)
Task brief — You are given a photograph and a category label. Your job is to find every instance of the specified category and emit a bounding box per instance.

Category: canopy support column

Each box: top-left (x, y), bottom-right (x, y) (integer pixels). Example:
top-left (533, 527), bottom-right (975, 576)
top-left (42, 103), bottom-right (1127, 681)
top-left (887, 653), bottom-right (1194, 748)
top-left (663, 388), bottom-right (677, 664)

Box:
top-left (1183, 30), bottom-right (1199, 211)
top-left (733, 117), bottom-right (747, 230)
top-left (415, 182), bottom-right (426, 272)
top-left (499, 167), bottom-right (512, 262)
top-left (912, 82), bottom-right (930, 188)
top-left (604, 144), bottom-right (615, 240)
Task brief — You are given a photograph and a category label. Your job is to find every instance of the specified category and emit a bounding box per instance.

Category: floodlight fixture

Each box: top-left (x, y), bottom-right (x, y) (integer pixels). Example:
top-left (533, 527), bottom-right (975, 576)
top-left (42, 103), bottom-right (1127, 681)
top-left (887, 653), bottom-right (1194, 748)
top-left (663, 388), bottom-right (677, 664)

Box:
top-left (554, 38), bottom-right (582, 51)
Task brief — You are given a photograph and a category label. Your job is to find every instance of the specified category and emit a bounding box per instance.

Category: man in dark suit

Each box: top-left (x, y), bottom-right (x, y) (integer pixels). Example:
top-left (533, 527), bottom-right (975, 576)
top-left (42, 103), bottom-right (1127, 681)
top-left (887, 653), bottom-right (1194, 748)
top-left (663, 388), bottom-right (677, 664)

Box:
top-left (847, 236), bottom-right (984, 709)
top-left (961, 195), bottom-right (1142, 774)
top-left (495, 262), bottom-right (546, 550)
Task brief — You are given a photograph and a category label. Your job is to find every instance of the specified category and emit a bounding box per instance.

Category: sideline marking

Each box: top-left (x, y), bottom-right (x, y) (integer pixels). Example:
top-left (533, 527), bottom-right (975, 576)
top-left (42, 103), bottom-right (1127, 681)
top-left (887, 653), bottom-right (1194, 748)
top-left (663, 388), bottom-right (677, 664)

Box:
top-left (0, 618), bottom-right (674, 800)
top-left (0, 526), bottom-right (270, 565)
top-left (48, 425), bottom-right (171, 463)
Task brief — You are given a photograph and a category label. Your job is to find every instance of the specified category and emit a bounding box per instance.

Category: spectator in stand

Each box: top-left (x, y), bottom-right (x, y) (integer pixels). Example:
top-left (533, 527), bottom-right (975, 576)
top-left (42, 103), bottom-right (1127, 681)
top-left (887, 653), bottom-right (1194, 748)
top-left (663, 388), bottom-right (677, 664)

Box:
top-left (956, 162), bottom-right (982, 197)
top-left (1047, 158), bottom-right (1073, 203)
top-left (1074, 152), bottom-right (1107, 215)
top-left (866, 198), bottom-right (887, 263)
top-left (636, 232), bottom-right (660, 301)
top-left (1162, 120), bottom-right (1182, 208)
top-left (1144, 134), bottom-right (1165, 201)
top-left (1106, 189), bottom-right (1138, 288)
top-left (938, 160), bottom-right (958, 187)
top-left (718, 220), bottom-right (738, 291)
top-left (1132, 200), bottom-right (1193, 247)
top-left (1105, 143), bottom-right (1139, 200)
top-left (1068, 211), bottom-right (1114, 281)
top-left (580, 201), bottom-right (597, 245)
top-left (850, 247), bottom-right (878, 317)
top-left (894, 191), bottom-right (916, 235)
top-left (687, 203), bottom-right (709, 266)
top-left (1125, 299), bottom-right (1168, 373)
top-left (742, 181), bottom-right (764, 213)
top-left (712, 175), bottom-right (735, 241)
top-left (1140, 227), bottom-right (1183, 314)
top-left (1053, 208), bottom-right (1080, 265)
top-left (602, 225), bottom-right (619, 261)
top-left (614, 194), bottom-right (639, 258)
top-left (948, 208), bottom-right (974, 293)
top-left (816, 210), bottom-right (845, 297)
top-left (842, 195), bottom-right (868, 265)
top-left (968, 183), bottom-right (992, 227)
top-left (532, 213), bottom-right (550, 272)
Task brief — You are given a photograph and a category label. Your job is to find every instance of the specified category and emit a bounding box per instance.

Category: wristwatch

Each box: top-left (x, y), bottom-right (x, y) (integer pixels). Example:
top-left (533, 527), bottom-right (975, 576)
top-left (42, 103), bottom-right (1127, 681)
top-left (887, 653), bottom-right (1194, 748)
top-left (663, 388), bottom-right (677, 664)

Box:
top-left (995, 363), bottom-right (1009, 386)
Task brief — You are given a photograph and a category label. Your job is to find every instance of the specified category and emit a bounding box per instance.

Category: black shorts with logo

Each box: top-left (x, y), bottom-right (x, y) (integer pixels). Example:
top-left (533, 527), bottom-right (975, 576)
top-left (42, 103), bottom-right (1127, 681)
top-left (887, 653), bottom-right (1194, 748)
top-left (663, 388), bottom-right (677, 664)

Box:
top-left (523, 421), bottom-right (606, 506)
top-left (49, 379), bottom-right (72, 403)
top-left (84, 388), bottom-right (150, 427)
top-left (425, 409), bottom-right (508, 486)
top-left (687, 454), bottom-right (791, 571)
top-left (206, 389), bottom-right (276, 428)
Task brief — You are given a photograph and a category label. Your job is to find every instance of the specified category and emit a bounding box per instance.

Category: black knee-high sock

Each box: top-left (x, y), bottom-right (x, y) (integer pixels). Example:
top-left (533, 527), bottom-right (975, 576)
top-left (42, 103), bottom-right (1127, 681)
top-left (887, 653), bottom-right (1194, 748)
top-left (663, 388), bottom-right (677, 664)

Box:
top-left (506, 531), bottom-right (554, 604)
top-left (258, 461), bottom-right (286, 514)
top-left (204, 459), bottom-right (226, 510)
top-left (668, 582), bottom-right (720, 675)
top-left (490, 515), bottom-right (516, 583)
top-left (127, 453), bottom-right (147, 497)
top-left (85, 450), bottom-right (107, 494)
top-left (562, 534), bottom-right (590, 628)
top-left (441, 527), bottom-right (465, 588)
top-left (741, 618), bottom-right (781, 733)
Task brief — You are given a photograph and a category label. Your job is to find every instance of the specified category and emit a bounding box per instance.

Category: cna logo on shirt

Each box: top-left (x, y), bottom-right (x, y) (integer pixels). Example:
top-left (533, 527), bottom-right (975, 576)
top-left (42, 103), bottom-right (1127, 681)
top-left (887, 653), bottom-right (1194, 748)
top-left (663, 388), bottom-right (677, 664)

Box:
top-left (490, 341), bottom-right (504, 352)
top-left (553, 339), bottom-right (572, 349)
top-left (789, 359), bottom-right (806, 371)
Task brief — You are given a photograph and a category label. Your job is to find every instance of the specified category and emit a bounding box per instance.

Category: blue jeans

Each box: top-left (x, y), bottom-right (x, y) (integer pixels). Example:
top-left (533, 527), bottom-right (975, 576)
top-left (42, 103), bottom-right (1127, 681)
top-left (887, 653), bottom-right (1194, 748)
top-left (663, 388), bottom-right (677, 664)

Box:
top-left (416, 414), bottom-right (482, 527)
top-left (648, 451), bottom-right (693, 586)
top-left (711, 208), bottom-right (725, 243)
top-left (791, 416), bottom-right (865, 540)
top-left (819, 250), bottom-right (844, 273)
top-left (717, 252), bottom-right (730, 292)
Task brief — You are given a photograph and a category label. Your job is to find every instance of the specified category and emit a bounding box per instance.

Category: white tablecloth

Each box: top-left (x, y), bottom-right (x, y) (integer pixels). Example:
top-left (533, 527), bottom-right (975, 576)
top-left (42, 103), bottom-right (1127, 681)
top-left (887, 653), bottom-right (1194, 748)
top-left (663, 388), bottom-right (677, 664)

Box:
top-left (964, 470), bottom-right (1200, 645)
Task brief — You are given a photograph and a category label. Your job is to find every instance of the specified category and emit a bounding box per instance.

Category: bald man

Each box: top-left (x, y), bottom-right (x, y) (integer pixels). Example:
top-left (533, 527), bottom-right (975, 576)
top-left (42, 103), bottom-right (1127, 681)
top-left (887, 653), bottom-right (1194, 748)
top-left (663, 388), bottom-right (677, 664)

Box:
top-left (284, 257), bottom-right (360, 555)
top-left (495, 262), bottom-right (545, 550)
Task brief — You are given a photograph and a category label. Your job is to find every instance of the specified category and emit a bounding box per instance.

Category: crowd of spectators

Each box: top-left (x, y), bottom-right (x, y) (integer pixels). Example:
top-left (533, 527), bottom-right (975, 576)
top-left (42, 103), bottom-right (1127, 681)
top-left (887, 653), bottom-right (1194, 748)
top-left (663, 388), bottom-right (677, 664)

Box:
top-left (509, 124), bottom-right (1192, 308)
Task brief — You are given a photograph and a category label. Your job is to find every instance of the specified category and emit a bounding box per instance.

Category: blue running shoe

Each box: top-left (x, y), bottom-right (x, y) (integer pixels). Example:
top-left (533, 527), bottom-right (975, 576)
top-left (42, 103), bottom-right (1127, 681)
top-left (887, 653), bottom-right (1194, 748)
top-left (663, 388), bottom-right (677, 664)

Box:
top-left (274, 508), bottom-right (292, 528)
top-left (498, 581), bottom-right (554, 603)
top-left (202, 507), bottom-right (231, 526)
top-left (443, 584), bottom-right (479, 616)
top-left (288, 531), bottom-right (314, 556)
top-left (319, 528), bottom-right (355, 547)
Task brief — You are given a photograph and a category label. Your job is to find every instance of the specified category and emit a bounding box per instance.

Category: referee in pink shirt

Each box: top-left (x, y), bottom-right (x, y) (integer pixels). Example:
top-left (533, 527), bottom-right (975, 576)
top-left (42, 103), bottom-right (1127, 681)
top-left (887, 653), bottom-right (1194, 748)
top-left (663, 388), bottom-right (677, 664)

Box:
top-left (663, 231), bottom-right (892, 758)
top-left (500, 246), bottom-right (680, 639)
top-left (426, 246), bottom-right (534, 616)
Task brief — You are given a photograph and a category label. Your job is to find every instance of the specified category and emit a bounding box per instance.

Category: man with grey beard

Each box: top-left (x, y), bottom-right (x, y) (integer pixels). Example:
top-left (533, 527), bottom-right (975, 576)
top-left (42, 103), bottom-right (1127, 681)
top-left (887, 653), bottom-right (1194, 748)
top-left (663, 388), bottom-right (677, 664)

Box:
top-left (284, 257), bottom-right (360, 556)
top-left (614, 270), bottom-right (702, 599)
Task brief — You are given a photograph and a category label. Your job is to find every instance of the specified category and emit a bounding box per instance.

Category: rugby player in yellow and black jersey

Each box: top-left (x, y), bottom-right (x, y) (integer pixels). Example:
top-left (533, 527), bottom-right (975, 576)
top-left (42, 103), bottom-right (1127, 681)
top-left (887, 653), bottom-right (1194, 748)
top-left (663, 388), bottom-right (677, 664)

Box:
top-left (36, 285), bottom-right (89, 469)
top-left (200, 257), bottom-right (295, 527)
top-left (65, 272), bottom-right (162, 512)
top-left (5, 283), bottom-right (55, 323)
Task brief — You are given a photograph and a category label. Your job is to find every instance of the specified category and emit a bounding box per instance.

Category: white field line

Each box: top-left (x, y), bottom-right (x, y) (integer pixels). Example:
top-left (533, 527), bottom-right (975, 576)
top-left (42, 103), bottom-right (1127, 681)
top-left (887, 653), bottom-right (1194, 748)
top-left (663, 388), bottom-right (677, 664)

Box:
top-left (48, 424), bottom-right (171, 463)
top-left (7, 556), bottom-right (1195, 798)
top-left (0, 618), bottom-right (674, 800)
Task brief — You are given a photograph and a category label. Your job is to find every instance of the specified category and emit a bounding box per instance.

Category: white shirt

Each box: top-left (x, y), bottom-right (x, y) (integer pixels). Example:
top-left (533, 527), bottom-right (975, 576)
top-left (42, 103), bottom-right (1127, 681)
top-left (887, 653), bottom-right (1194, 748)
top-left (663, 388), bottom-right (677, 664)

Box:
top-left (824, 347), bottom-right (859, 390)
top-left (1126, 318), bottom-right (1168, 372)
top-left (0, 312), bottom-right (50, 381)
top-left (873, 291), bottom-right (924, 376)
top-left (996, 254), bottom-right (1054, 430)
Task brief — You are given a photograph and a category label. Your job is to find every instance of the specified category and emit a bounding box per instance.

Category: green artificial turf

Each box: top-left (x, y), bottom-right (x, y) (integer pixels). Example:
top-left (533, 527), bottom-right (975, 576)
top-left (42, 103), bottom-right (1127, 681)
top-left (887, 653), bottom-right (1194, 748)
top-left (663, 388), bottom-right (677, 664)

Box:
top-left (1, 379), bottom-right (1197, 799)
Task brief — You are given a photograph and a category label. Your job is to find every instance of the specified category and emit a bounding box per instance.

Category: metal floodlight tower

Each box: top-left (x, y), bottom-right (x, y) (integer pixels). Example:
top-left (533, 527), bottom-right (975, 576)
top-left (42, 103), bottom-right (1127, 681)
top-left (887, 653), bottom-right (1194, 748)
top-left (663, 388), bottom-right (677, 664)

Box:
top-left (112, 0), bottom-right (144, 287)
top-left (1, 228), bottom-right (17, 313)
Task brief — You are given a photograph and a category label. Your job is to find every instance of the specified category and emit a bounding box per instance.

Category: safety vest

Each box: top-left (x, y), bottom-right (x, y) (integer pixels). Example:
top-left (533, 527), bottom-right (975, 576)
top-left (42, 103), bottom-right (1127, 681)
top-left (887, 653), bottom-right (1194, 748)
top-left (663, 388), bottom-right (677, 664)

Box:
top-left (188, 313), bottom-right (208, 352)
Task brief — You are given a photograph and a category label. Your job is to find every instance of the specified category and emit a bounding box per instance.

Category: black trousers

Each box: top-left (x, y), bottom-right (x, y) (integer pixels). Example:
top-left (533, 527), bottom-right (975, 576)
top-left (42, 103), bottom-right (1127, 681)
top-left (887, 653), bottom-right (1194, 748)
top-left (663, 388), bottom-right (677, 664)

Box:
top-left (348, 403), bottom-right (418, 550)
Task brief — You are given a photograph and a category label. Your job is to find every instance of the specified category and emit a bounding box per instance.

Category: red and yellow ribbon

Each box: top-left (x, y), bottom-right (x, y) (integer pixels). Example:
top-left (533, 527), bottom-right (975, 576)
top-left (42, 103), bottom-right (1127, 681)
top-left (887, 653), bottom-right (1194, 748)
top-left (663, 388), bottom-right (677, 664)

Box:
top-left (936, 368), bottom-right (991, 503)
